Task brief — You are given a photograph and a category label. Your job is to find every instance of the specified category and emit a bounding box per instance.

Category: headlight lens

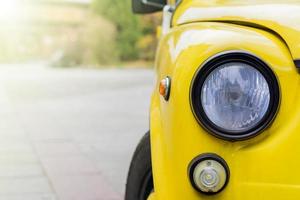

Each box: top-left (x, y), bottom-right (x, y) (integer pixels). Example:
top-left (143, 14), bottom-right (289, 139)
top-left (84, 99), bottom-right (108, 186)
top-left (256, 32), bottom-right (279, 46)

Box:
top-left (191, 52), bottom-right (280, 140)
top-left (201, 62), bottom-right (270, 132)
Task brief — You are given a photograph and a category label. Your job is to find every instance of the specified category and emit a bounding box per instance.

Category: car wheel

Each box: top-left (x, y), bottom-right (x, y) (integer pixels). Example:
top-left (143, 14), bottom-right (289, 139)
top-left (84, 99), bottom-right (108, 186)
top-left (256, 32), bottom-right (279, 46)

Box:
top-left (125, 131), bottom-right (153, 200)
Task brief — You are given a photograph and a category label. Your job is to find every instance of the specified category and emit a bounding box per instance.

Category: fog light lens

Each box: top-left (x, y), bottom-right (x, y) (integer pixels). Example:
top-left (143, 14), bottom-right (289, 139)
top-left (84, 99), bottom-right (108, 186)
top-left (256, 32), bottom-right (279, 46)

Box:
top-left (189, 154), bottom-right (229, 194)
top-left (200, 167), bottom-right (219, 188)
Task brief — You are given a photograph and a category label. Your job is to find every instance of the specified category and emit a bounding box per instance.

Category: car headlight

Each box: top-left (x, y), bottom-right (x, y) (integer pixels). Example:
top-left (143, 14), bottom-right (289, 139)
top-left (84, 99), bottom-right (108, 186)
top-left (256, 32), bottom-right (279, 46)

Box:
top-left (191, 52), bottom-right (280, 140)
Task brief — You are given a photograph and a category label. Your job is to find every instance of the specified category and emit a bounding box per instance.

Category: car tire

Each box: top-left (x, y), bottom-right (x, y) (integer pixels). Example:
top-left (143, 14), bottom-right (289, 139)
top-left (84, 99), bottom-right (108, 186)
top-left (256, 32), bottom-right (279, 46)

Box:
top-left (125, 131), bottom-right (153, 200)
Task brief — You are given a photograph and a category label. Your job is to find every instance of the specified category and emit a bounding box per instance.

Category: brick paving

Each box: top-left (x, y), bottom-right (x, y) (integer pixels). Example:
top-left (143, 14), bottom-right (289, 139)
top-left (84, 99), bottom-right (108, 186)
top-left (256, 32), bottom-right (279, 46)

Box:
top-left (0, 65), bottom-right (152, 200)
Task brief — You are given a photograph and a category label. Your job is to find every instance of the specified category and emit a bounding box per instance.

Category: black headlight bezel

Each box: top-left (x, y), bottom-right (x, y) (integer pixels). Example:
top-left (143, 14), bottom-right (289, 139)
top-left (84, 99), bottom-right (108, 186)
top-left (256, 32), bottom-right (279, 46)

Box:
top-left (190, 52), bottom-right (280, 141)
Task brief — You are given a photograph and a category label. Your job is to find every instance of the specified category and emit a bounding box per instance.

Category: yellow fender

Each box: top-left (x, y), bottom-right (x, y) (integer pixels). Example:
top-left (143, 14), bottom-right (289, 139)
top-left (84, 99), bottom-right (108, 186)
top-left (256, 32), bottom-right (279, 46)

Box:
top-left (150, 22), bottom-right (300, 200)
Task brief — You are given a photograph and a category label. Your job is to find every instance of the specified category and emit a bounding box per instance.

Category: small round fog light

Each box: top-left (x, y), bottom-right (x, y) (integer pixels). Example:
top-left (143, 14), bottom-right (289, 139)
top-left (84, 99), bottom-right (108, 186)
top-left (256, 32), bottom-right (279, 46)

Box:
top-left (189, 154), bottom-right (229, 194)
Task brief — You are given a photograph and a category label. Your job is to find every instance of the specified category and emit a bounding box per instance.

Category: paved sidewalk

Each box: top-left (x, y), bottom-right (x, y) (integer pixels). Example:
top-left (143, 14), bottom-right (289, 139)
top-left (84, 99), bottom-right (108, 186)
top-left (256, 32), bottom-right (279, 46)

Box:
top-left (0, 65), bottom-right (153, 200)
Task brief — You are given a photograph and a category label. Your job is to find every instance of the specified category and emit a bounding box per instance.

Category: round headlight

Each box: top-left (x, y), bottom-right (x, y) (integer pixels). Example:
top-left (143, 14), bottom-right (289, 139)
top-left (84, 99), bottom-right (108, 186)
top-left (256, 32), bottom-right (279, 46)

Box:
top-left (191, 52), bottom-right (280, 140)
top-left (202, 62), bottom-right (270, 132)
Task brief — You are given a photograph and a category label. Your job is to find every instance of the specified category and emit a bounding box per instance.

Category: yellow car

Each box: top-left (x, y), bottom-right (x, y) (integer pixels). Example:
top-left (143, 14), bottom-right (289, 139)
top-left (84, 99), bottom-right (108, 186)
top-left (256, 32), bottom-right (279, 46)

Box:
top-left (126, 0), bottom-right (300, 200)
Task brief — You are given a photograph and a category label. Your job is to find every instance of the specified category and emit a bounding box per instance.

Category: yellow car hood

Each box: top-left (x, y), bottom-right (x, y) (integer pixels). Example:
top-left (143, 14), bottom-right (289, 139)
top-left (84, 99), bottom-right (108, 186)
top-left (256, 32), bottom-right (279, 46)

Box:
top-left (173, 0), bottom-right (300, 62)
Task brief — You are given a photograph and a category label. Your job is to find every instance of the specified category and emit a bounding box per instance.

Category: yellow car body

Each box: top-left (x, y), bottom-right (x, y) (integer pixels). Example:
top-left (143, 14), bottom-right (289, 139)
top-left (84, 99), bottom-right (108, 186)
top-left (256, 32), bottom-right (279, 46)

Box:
top-left (149, 0), bottom-right (300, 199)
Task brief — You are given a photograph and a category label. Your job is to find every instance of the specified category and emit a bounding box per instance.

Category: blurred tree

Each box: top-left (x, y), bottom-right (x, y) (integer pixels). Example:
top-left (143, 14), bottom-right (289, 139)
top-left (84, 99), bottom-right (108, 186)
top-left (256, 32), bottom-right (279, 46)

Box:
top-left (83, 14), bottom-right (118, 65)
top-left (91, 0), bottom-right (142, 60)
top-left (50, 14), bottom-right (118, 67)
top-left (137, 14), bottom-right (161, 61)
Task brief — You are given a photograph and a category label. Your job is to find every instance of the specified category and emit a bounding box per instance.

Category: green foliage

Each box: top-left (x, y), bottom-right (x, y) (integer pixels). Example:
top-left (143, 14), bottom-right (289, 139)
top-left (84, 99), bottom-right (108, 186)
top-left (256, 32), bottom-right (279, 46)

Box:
top-left (0, 2), bottom-right (119, 66)
top-left (83, 15), bottom-right (118, 65)
top-left (91, 0), bottom-right (142, 60)
top-left (0, 1), bottom-right (159, 66)
top-left (51, 14), bottom-right (118, 67)
top-left (137, 15), bottom-right (161, 61)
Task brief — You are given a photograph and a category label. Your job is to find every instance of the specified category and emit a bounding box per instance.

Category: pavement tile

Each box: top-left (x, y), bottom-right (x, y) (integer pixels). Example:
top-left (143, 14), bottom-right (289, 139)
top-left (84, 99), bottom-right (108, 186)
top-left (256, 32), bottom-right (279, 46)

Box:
top-left (0, 117), bottom-right (25, 132)
top-left (0, 193), bottom-right (57, 200)
top-left (29, 132), bottom-right (71, 142)
top-left (0, 163), bottom-right (44, 177)
top-left (0, 134), bottom-right (28, 141)
top-left (17, 116), bottom-right (70, 141)
top-left (0, 177), bottom-right (53, 195)
top-left (40, 155), bottom-right (99, 176)
top-left (0, 152), bottom-right (39, 164)
top-left (50, 175), bottom-right (121, 200)
top-left (0, 141), bottom-right (34, 154)
top-left (34, 142), bottom-right (82, 157)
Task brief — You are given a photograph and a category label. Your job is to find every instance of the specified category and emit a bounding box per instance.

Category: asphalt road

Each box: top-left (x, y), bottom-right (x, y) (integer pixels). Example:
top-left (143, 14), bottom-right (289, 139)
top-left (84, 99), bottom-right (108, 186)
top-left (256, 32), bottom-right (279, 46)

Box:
top-left (0, 64), bottom-right (153, 200)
